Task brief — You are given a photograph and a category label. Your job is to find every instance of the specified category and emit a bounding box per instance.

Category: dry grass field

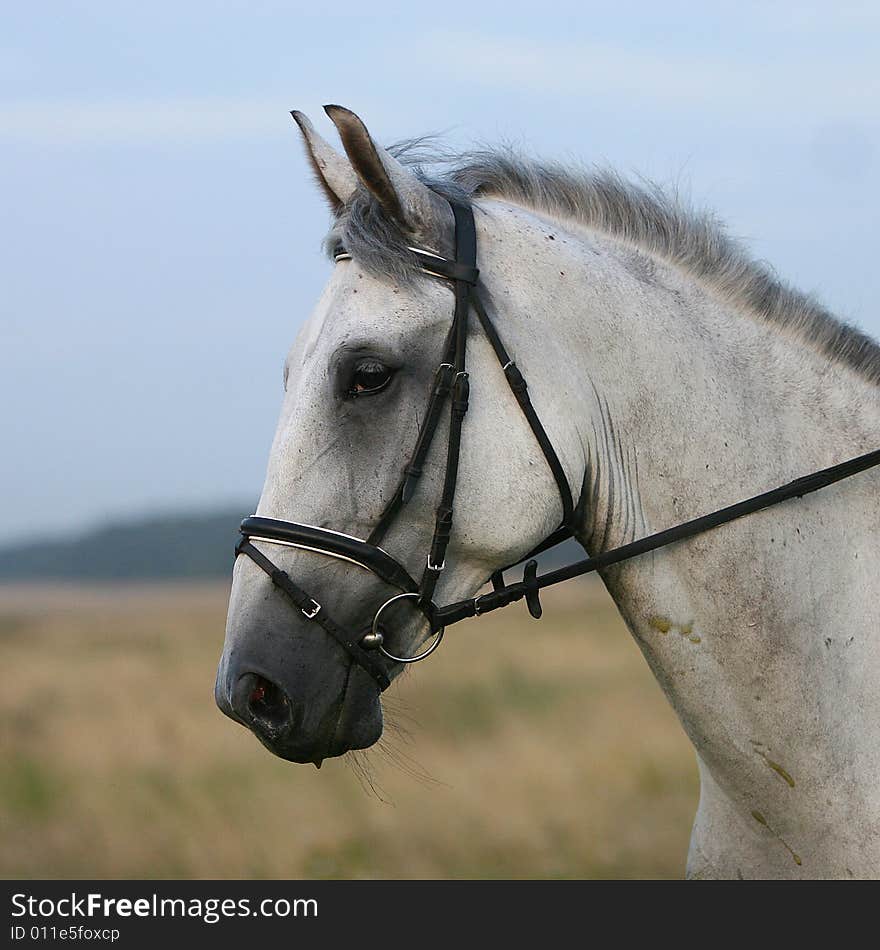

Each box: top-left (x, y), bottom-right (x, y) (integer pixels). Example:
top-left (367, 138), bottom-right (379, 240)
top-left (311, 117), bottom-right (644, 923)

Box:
top-left (0, 579), bottom-right (698, 879)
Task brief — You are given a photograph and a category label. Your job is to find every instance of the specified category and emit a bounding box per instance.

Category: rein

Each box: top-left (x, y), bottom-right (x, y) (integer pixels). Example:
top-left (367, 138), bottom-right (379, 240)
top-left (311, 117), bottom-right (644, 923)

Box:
top-left (236, 197), bottom-right (880, 691)
top-left (433, 445), bottom-right (880, 626)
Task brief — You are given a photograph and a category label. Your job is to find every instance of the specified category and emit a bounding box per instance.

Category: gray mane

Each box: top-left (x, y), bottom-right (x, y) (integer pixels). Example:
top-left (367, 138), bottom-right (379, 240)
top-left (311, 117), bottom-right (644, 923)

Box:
top-left (334, 142), bottom-right (880, 385)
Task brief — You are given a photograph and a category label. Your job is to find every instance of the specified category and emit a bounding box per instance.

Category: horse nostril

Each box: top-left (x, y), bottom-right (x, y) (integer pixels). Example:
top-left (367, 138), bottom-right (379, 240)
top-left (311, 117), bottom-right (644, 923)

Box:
top-left (234, 673), bottom-right (293, 736)
top-left (248, 675), bottom-right (290, 729)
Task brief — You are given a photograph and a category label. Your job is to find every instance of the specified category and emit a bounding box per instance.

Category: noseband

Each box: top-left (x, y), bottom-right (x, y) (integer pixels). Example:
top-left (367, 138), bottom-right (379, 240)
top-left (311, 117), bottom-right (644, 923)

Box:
top-left (236, 197), bottom-right (880, 692)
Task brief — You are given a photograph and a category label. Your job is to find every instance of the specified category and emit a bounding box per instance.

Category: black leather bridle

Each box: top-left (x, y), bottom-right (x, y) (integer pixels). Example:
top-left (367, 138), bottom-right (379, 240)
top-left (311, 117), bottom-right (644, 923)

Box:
top-left (236, 197), bottom-right (880, 692)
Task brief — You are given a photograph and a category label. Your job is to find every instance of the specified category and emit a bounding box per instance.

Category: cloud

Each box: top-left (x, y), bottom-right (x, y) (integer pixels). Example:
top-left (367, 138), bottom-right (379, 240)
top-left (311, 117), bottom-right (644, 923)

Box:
top-left (0, 95), bottom-right (413, 147)
top-left (0, 97), bottom-right (296, 145)
top-left (413, 32), bottom-right (880, 125)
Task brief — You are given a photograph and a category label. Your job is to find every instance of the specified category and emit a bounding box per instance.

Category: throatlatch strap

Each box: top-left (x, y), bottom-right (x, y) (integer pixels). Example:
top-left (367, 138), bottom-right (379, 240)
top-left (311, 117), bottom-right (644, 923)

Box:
top-left (469, 291), bottom-right (574, 529)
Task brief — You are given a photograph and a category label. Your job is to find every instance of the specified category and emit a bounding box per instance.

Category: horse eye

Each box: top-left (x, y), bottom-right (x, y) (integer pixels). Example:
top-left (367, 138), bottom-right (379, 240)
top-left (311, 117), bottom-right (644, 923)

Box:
top-left (347, 359), bottom-right (393, 397)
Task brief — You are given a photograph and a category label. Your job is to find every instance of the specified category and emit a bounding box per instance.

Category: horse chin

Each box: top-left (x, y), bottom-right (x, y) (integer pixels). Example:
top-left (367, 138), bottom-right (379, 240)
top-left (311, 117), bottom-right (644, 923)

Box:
top-left (259, 689), bottom-right (384, 766)
top-left (215, 654), bottom-right (385, 765)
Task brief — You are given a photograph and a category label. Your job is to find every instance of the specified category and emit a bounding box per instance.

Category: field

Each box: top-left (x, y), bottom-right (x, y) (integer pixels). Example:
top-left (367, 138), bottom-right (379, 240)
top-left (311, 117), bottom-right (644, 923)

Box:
top-left (0, 579), bottom-right (698, 879)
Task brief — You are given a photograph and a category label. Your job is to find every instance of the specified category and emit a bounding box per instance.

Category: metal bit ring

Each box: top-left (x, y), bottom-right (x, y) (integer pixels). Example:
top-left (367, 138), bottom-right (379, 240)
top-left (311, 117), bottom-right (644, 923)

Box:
top-left (369, 592), bottom-right (445, 664)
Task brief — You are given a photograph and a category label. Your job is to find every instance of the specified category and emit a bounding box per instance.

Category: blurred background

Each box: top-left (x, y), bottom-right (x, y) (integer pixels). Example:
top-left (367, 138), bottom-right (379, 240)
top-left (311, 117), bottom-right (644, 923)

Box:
top-left (1, 1), bottom-right (877, 878)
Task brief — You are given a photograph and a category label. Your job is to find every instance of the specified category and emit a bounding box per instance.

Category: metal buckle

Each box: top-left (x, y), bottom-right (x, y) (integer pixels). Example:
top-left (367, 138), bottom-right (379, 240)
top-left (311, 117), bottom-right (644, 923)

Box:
top-left (473, 591), bottom-right (495, 616)
top-left (301, 599), bottom-right (321, 619)
top-left (426, 555), bottom-right (445, 572)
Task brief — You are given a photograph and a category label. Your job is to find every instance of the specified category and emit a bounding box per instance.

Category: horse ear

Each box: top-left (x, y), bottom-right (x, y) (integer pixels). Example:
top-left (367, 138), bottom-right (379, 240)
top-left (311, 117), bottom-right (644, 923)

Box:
top-left (290, 110), bottom-right (357, 212)
top-left (323, 104), bottom-right (449, 234)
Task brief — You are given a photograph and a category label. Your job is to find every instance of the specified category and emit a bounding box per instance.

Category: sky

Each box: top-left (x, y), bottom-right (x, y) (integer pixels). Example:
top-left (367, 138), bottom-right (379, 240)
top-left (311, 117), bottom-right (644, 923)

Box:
top-left (2, 1), bottom-right (878, 542)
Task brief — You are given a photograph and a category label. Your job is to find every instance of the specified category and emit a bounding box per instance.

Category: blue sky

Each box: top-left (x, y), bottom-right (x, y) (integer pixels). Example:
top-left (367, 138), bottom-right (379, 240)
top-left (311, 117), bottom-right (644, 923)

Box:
top-left (2, 1), bottom-right (878, 541)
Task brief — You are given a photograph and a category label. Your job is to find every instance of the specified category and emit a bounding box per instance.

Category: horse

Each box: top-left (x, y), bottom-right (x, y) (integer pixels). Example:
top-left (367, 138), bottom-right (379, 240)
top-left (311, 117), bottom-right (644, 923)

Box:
top-left (216, 105), bottom-right (880, 879)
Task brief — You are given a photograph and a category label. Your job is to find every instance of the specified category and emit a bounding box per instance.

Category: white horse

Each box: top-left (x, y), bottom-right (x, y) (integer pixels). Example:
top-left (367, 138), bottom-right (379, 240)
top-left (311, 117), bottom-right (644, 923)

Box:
top-left (216, 105), bottom-right (880, 879)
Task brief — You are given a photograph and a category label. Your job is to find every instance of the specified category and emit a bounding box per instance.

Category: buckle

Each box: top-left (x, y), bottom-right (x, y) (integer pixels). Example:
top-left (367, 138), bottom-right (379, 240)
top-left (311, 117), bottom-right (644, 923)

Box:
top-left (301, 599), bottom-right (321, 619)
top-left (427, 555), bottom-right (445, 572)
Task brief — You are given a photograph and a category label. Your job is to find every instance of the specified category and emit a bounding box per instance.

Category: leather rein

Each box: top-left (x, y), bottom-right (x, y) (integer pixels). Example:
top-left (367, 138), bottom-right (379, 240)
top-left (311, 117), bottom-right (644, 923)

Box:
top-left (236, 197), bottom-right (880, 692)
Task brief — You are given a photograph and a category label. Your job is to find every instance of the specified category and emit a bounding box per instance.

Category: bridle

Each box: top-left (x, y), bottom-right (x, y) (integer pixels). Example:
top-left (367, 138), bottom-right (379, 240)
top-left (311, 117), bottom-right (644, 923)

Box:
top-left (236, 197), bottom-right (880, 693)
top-left (235, 199), bottom-right (568, 689)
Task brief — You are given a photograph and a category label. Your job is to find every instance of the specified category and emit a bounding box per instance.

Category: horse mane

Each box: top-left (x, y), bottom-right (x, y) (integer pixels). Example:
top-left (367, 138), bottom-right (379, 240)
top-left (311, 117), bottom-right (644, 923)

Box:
top-left (332, 141), bottom-right (880, 386)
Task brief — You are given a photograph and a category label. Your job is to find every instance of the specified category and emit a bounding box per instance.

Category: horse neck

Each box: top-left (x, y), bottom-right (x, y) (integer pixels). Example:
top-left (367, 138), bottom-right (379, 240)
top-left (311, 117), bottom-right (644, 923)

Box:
top-left (481, 200), bottom-right (880, 871)
top-left (481, 200), bottom-right (879, 529)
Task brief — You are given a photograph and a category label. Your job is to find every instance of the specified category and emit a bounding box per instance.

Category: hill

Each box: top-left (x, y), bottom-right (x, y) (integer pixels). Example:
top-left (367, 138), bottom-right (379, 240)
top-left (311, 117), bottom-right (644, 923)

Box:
top-left (0, 507), bottom-right (587, 581)
top-left (0, 508), bottom-right (249, 580)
